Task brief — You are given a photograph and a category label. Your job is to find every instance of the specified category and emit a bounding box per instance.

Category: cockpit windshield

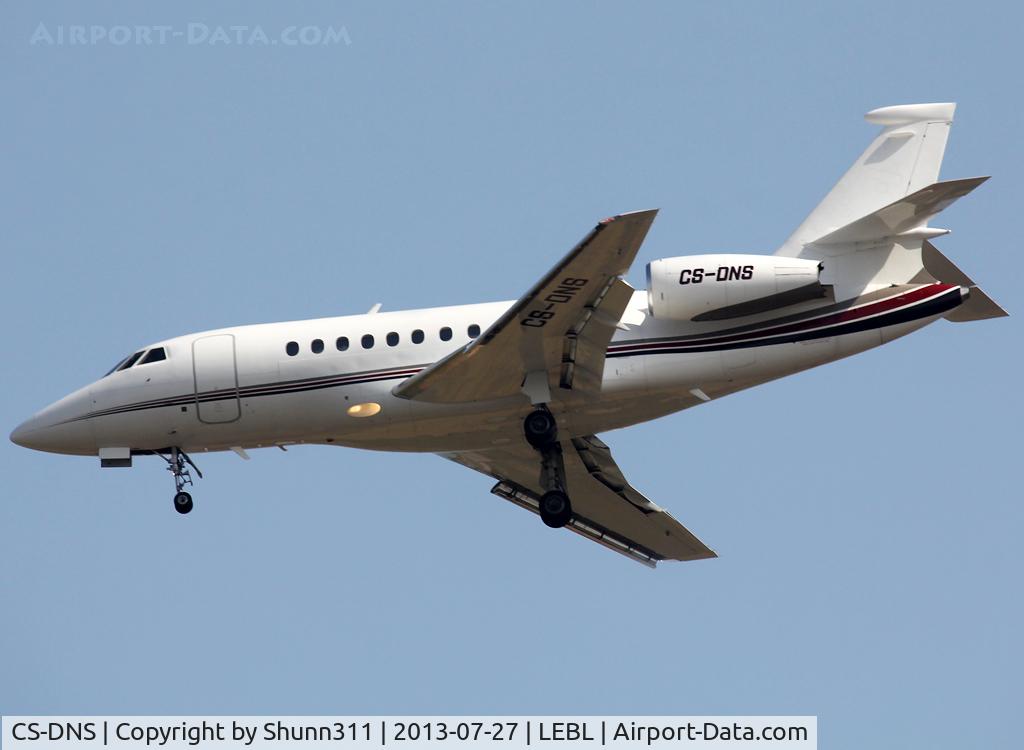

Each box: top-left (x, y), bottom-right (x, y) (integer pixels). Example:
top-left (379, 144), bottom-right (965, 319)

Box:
top-left (139, 347), bottom-right (166, 365)
top-left (103, 346), bottom-right (167, 377)
top-left (104, 358), bottom-right (129, 377)
top-left (105, 351), bottom-right (142, 376)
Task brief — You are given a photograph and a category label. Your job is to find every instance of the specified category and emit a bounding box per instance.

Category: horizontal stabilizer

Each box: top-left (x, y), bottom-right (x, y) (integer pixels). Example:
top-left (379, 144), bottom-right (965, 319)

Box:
top-left (812, 177), bottom-right (989, 246)
top-left (948, 287), bottom-right (1008, 322)
top-left (922, 240), bottom-right (1008, 322)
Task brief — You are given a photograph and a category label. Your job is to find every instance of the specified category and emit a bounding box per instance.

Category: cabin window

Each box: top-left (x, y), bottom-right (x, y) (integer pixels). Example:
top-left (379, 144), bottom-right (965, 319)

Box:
top-left (311, 339), bottom-right (324, 354)
top-left (411, 329), bottom-right (424, 344)
top-left (440, 326), bottom-right (452, 341)
top-left (286, 341), bottom-right (299, 356)
top-left (468, 324), bottom-right (481, 339)
top-left (386, 332), bottom-right (399, 347)
top-left (139, 347), bottom-right (167, 365)
top-left (362, 334), bottom-right (375, 349)
top-left (336, 336), bottom-right (349, 351)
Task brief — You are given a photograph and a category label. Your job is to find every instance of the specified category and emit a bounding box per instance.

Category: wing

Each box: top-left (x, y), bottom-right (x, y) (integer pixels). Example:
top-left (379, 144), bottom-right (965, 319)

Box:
top-left (443, 435), bottom-right (716, 567)
top-left (393, 209), bottom-right (657, 404)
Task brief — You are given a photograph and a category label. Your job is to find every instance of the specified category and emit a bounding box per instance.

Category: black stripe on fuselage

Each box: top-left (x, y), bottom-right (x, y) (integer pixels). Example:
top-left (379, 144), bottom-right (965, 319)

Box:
top-left (67, 286), bottom-right (960, 424)
top-left (607, 284), bottom-right (961, 357)
top-left (64, 365), bottom-right (428, 424)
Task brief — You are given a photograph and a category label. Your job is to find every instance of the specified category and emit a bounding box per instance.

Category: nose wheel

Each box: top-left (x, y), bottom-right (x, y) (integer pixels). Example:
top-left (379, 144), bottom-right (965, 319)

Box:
top-left (158, 447), bottom-right (202, 515)
top-left (174, 491), bottom-right (194, 514)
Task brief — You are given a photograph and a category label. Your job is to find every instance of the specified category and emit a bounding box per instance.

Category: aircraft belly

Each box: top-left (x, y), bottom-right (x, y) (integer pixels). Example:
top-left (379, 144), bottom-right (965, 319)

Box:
top-left (644, 349), bottom-right (724, 391)
top-left (164, 307), bottom-right (944, 456)
top-left (880, 313), bottom-right (944, 344)
top-left (333, 324), bottom-right (898, 451)
top-left (602, 356), bottom-right (648, 394)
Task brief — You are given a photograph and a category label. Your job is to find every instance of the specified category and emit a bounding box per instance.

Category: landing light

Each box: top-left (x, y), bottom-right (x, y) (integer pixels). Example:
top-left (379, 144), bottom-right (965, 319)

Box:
top-left (347, 402), bottom-right (381, 418)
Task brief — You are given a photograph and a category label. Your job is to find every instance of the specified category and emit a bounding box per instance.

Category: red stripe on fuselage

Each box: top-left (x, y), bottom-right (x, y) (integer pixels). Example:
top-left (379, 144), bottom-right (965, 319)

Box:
top-left (608, 284), bottom-right (957, 354)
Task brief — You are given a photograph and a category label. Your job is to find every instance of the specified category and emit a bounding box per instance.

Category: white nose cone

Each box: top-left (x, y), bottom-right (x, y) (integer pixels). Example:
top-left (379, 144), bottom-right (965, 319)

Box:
top-left (9, 419), bottom-right (37, 448)
top-left (9, 415), bottom-right (95, 455)
top-left (10, 387), bottom-right (98, 455)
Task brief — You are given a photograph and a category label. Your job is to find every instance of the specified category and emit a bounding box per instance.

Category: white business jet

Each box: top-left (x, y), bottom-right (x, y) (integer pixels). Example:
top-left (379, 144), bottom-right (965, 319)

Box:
top-left (10, 103), bottom-right (1005, 566)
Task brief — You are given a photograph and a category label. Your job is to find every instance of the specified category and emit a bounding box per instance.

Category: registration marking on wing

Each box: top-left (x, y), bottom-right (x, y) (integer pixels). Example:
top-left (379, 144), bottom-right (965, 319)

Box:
top-left (520, 277), bottom-right (589, 328)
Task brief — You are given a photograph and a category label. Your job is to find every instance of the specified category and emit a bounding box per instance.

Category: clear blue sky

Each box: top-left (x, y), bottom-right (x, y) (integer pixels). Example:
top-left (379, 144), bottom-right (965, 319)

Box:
top-left (2, 2), bottom-right (1020, 747)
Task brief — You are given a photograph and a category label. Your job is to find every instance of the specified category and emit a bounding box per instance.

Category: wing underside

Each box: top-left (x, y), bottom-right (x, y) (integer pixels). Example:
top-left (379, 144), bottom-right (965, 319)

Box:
top-left (410, 208), bottom-right (714, 566)
top-left (444, 437), bottom-right (716, 567)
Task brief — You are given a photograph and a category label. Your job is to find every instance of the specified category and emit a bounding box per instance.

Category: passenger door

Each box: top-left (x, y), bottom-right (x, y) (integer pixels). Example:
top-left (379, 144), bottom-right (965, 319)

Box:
top-left (192, 334), bottom-right (241, 423)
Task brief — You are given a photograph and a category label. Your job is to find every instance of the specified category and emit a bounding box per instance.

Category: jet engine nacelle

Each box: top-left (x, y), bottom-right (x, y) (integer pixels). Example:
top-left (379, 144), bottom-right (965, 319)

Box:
top-left (646, 254), bottom-right (825, 322)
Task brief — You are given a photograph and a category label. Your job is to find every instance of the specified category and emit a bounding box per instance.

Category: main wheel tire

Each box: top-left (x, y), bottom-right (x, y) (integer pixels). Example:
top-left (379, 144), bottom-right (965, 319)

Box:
top-left (173, 491), bottom-right (194, 515)
top-left (524, 408), bottom-right (558, 451)
top-left (539, 490), bottom-right (572, 528)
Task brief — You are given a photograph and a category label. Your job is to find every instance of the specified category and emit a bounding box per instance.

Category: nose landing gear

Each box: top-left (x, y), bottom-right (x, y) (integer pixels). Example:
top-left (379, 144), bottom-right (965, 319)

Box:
top-left (174, 491), bottom-right (193, 514)
top-left (158, 447), bottom-right (202, 515)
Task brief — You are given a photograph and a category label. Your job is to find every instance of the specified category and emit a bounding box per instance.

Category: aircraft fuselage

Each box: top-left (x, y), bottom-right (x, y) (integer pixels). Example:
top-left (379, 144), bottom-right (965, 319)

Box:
top-left (10, 284), bottom-right (963, 459)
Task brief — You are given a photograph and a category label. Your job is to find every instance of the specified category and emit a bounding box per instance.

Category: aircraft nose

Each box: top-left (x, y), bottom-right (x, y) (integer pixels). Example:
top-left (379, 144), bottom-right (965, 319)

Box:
top-left (10, 415), bottom-right (95, 455)
top-left (10, 392), bottom-right (97, 455)
top-left (9, 418), bottom-right (36, 448)
top-left (10, 415), bottom-right (62, 452)
top-left (10, 418), bottom-right (37, 448)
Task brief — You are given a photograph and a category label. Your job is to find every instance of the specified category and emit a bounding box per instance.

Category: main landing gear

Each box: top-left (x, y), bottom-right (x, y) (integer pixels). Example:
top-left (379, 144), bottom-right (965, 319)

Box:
top-left (523, 408), bottom-right (558, 451)
top-left (157, 447), bottom-right (203, 515)
top-left (539, 488), bottom-right (572, 529)
top-left (523, 407), bottom-right (573, 529)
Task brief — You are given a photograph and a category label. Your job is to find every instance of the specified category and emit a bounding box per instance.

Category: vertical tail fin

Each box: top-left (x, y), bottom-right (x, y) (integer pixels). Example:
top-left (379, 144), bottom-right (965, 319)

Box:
top-left (776, 103), bottom-right (956, 258)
